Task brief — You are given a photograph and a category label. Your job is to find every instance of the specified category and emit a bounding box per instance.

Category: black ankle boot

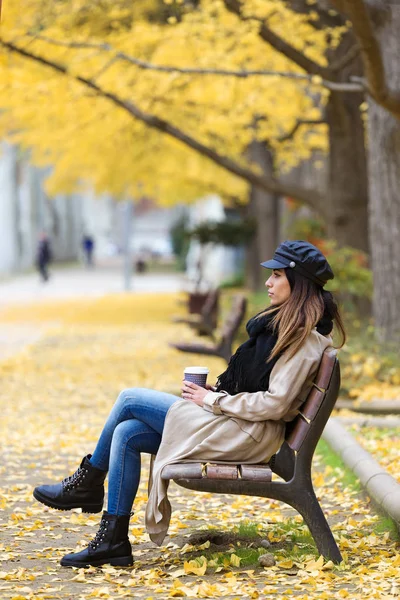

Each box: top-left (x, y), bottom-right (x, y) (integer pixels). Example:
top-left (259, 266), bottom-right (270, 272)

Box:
top-left (33, 455), bottom-right (106, 513)
top-left (60, 511), bottom-right (133, 568)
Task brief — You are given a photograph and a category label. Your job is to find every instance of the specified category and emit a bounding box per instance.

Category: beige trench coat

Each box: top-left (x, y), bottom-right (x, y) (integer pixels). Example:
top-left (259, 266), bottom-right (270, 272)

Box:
top-left (145, 329), bottom-right (332, 545)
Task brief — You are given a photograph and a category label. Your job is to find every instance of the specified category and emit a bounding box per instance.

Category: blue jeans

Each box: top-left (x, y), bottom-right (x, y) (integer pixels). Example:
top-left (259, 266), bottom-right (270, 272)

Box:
top-left (90, 388), bottom-right (179, 516)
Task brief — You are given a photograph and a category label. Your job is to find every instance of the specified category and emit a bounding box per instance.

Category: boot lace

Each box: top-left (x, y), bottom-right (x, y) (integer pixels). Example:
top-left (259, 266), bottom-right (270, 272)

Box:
top-left (89, 518), bottom-right (109, 550)
top-left (62, 465), bottom-right (89, 491)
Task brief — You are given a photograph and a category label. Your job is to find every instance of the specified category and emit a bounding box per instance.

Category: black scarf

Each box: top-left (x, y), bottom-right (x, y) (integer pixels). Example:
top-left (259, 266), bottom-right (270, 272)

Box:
top-left (215, 308), bottom-right (333, 396)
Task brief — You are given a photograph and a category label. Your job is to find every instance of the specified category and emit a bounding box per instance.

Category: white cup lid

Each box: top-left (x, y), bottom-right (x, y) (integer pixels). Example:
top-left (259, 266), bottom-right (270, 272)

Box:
top-left (184, 366), bottom-right (209, 374)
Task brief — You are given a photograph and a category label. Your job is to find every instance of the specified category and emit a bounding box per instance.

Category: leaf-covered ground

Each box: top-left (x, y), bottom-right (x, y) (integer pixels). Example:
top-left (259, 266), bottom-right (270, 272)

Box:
top-left (0, 294), bottom-right (399, 599)
top-left (350, 426), bottom-right (400, 481)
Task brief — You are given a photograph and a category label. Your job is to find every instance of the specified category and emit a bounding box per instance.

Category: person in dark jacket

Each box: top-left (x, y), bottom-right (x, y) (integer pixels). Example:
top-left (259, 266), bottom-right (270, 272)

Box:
top-left (36, 232), bottom-right (52, 282)
top-left (82, 234), bottom-right (95, 267)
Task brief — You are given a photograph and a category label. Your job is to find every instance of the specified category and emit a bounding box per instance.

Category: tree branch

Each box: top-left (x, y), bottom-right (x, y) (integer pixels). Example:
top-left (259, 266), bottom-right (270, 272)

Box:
top-left (331, 0), bottom-right (400, 119)
top-left (92, 55), bottom-right (119, 81)
top-left (282, 0), bottom-right (345, 30)
top-left (29, 35), bottom-right (330, 79)
top-left (277, 119), bottom-right (325, 142)
top-left (223, 0), bottom-right (332, 78)
top-left (329, 43), bottom-right (360, 72)
top-left (28, 34), bottom-right (364, 93)
top-left (0, 38), bottom-right (324, 210)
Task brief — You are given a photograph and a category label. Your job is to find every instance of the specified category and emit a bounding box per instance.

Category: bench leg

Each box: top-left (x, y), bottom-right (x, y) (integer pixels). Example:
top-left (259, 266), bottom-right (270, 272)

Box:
top-left (292, 489), bottom-right (343, 564)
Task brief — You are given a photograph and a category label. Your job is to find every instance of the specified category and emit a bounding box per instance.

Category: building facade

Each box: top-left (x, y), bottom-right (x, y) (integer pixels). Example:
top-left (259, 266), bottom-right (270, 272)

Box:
top-left (0, 143), bottom-right (116, 275)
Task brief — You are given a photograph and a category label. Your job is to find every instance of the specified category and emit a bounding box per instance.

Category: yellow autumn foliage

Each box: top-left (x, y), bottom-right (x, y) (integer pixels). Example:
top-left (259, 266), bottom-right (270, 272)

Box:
top-left (343, 349), bottom-right (400, 400)
top-left (0, 0), bottom-right (336, 203)
top-left (183, 556), bottom-right (208, 576)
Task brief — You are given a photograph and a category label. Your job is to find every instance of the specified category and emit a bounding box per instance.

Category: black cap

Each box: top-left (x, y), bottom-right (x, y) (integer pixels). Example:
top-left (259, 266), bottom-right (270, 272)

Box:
top-left (261, 240), bottom-right (334, 287)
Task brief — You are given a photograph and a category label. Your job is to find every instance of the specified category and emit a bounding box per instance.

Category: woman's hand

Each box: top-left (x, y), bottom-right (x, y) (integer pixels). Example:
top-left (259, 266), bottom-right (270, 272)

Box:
top-left (181, 380), bottom-right (209, 407)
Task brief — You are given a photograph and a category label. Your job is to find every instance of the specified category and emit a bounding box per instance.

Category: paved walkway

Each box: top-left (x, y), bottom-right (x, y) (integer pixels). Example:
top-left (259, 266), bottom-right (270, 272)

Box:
top-left (0, 259), bottom-right (186, 307)
top-left (0, 324), bottom-right (45, 361)
top-left (0, 259), bottom-right (186, 366)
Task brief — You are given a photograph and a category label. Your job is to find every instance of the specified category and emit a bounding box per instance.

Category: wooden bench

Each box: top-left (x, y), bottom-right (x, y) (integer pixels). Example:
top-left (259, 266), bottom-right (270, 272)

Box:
top-left (170, 294), bottom-right (247, 363)
top-left (172, 288), bottom-right (220, 337)
top-left (161, 348), bottom-right (343, 563)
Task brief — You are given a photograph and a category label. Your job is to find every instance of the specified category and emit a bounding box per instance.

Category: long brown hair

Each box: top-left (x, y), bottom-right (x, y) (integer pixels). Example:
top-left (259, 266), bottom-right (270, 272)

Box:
top-left (262, 269), bottom-right (346, 361)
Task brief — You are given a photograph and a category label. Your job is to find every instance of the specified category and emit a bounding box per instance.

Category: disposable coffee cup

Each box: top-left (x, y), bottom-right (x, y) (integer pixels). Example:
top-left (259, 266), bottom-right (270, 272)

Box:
top-left (184, 366), bottom-right (209, 388)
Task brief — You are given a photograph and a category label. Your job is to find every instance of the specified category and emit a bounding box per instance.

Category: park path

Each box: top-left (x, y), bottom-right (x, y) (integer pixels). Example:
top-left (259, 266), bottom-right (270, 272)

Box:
top-left (0, 324), bottom-right (44, 361)
top-left (0, 270), bottom-right (399, 600)
top-left (0, 259), bottom-right (185, 362)
top-left (0, 258), bottom-right (185, 307)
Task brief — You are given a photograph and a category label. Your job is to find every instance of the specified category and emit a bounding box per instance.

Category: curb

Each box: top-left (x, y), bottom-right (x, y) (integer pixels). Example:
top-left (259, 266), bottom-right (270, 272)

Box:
top-left (322, 417), bottom-right (400, 528)
top-left (336, 399), bottom-right (400, 414)
top-left (337, 416), bottom-right (400, 428)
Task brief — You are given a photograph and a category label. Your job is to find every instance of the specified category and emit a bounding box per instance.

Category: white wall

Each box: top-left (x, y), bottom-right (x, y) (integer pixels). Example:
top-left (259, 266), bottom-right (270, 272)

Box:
top-left (131, 207), bottom-right (178, 256)
top-left (185, 194), bottom-right (243, 291)
top-left (79, 190), bottom-right (116, 258)
top-left (0, 144), bottom-right (19, 273)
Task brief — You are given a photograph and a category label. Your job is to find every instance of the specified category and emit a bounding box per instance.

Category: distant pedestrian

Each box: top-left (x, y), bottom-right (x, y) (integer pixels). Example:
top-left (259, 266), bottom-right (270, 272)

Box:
top-left (36, 232), bottom-right (52, 282)
top-left (82, 234), bottom-right (95, 268)
top-left (135, 252), bottom-right (147, 273)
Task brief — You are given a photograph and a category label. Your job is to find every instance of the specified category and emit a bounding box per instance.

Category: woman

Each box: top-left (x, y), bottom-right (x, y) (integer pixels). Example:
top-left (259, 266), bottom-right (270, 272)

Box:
top-left (33, 240), bottom-right (346, 568)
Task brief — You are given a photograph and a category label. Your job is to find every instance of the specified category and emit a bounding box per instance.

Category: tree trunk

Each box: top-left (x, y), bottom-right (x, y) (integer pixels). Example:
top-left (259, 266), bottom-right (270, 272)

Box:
top-left (273, 3), bottom-right (370, 253)
top-left (325, 92), bottom-right (369, 252)
top-left (245, 142), bottom-right (279, 291)
top-left (367, 3), bottom-right (400, 344)
top-left (324, 34), bottom-right (369, 253)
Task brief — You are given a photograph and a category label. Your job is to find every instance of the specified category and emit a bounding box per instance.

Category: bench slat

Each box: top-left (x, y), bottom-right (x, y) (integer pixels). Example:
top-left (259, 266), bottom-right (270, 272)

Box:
top-left (170, 295), bottom-right (247, 363)
top-left (314, 351), bottom-right (336, 391)
top-left (206, 464), bottom-right (238, 479)
top-left (162, 463), bottom-right (203, 480)
top-left (220, 296), bottom-right (247, 339)
top-left (240, 464), bottom-right (272, 482)
top-left (302, 386), bottom-right (325, 421)
top-left (286, 415), bottom-right (310, 451)
top-left (161, 462), bottom-right (273, 482)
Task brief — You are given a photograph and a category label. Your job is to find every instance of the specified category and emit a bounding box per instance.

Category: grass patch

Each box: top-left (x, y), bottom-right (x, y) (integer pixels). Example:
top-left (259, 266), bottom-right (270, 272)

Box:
top-left (273, 520), bottom-right (315, 546)
top-left (207, 547), bottom-right (266, 569)
top-left (373, 515), bottom-right (399, 541)
top-left (267, 520), bottom-right (318, 560)
top-left (187, 518), bottom-right (319, 569)
top-left (235, 521), bottom-right (260, 538)
top-left (316, 439), bottom-right (361, 491)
